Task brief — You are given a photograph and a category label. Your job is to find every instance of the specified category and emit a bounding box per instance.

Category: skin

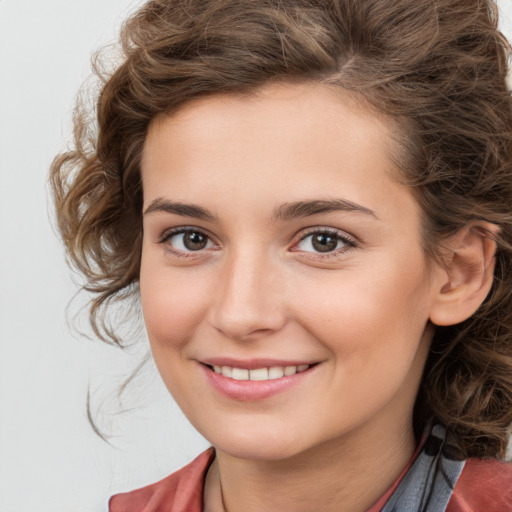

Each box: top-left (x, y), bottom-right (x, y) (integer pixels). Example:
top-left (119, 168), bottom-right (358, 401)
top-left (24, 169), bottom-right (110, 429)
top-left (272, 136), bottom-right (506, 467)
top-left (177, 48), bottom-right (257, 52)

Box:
top-left (139, 82), bottom-right (453, 512)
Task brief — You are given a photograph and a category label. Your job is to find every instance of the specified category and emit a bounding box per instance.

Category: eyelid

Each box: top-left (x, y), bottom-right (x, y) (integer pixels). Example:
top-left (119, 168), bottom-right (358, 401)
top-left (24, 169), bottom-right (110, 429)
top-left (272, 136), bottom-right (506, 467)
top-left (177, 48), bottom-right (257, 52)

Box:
top-left (295, 226), bottom-right (357, 244)
top-left (158, 225), bottom-right (216, 244)
top-left (157, 226), bottom-right (219, 258)
top-left (290, 226), bottom-right (358, 257)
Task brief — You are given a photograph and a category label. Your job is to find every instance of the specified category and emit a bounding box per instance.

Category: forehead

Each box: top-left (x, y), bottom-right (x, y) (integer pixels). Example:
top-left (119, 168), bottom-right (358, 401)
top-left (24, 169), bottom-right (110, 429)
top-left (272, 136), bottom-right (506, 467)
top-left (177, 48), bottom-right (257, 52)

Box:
top-left (143, 83), bottom-right (394, 161)
top-left (141, 82), bottom-right (414, 223)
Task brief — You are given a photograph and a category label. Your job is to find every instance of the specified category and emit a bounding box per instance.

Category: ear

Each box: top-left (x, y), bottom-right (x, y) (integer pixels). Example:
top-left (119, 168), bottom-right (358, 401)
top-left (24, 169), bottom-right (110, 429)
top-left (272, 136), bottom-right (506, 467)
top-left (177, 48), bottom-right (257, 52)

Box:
top-left (429, 222), bottom-right (499, 327)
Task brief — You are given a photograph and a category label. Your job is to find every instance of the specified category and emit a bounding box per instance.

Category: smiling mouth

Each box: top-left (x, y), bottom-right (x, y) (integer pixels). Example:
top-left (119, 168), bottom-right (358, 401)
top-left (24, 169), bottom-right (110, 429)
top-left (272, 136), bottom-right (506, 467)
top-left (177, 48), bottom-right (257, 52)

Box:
top-left (207, 364), bottom-right (313, 381)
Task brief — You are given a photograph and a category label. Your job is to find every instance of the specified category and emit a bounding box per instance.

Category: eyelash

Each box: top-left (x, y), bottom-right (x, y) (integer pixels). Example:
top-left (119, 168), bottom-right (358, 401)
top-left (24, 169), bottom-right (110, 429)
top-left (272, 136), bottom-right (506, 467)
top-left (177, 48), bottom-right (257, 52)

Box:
top-left (292, 227), bottom-right (357, 259)
top-left (158, 227), bottom-right (218, 258)
top-left (157, 226), bottom-right (357, 259)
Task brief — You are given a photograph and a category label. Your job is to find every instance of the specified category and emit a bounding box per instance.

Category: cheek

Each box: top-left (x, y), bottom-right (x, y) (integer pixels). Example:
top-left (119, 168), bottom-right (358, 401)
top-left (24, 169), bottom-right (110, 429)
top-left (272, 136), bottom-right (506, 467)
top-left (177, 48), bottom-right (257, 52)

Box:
top-left (292, 254), bottom-right (432, 361)
top-left (289, 261), bottom-right (432, 427)
top-left (139, 261), bottom-right (211, 350)
top-left (139, 264), bottom-right (215, 405)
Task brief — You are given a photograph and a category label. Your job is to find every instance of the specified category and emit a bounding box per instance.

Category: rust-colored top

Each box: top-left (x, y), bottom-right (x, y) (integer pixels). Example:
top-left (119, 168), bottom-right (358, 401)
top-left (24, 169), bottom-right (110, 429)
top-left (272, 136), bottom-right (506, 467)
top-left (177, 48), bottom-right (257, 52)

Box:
top-left (109, 448), bottom-right (512, 512)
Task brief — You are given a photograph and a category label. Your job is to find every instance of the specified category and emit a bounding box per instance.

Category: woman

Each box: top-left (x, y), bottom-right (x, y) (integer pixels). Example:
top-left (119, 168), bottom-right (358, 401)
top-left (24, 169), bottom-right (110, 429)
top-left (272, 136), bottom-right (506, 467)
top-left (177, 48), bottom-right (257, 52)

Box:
top-left (50, 0), bottom-right (512, 510)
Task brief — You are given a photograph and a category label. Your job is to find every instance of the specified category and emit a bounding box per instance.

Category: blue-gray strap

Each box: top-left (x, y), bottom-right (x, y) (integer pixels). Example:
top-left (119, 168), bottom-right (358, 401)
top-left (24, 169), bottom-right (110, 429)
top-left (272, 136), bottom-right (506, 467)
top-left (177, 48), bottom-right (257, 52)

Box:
top-left (380, 425), bottom-right (465, 512)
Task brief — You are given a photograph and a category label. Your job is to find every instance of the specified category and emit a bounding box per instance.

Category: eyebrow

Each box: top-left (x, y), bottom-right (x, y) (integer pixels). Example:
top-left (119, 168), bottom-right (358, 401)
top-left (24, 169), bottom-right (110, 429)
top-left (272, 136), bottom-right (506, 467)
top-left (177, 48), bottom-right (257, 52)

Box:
top-left (144, 198), bottom-right (216, 220)
top-left (272, 199), bottom-right (378, 221)
top-left (143, 197), bottom-right (378, 221)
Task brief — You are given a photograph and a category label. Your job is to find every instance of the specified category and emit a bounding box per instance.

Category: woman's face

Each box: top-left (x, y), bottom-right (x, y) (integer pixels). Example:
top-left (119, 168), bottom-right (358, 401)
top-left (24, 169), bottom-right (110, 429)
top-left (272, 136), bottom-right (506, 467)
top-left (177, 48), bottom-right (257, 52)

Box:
top-left (140, 83), bottom-right (442, 460)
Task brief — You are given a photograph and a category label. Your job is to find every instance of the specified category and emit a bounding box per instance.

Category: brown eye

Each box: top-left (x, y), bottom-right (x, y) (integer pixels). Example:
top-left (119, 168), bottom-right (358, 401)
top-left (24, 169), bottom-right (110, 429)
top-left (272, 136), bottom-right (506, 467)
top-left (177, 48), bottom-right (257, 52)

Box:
top-left (311, 233), bottom-right (338, 253)
top-left (165, 229), bottom-right (213, 252)
top-left (183, 231), bottom-right (208, 250)
top-left (295, 229), bottom-right (354, 255)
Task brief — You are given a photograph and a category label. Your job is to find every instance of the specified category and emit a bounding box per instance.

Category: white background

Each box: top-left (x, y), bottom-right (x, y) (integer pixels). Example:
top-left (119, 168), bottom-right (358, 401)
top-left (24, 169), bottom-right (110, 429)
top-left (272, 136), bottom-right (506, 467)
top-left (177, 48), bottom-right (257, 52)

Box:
top-left (1, 1), bottom-right (511, 511)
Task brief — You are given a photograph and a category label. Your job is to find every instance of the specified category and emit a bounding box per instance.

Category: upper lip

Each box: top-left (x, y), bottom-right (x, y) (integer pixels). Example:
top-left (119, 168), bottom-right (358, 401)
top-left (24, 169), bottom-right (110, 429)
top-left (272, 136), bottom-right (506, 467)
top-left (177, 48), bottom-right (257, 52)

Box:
top-left (200, 357), bottom-right (318, 369)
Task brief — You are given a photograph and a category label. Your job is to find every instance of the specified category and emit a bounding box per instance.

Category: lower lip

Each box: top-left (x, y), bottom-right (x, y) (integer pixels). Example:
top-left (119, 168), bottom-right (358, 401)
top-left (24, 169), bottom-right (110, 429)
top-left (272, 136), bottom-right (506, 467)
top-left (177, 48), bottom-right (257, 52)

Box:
top-left (201, 364), bottom-right (317, 401)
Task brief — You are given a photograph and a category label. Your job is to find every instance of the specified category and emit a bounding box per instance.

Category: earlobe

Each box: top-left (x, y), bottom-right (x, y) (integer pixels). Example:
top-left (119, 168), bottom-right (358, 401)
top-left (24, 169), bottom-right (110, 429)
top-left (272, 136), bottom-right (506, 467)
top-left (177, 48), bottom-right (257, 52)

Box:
top-left (429, 222), bottom-right (499, 327)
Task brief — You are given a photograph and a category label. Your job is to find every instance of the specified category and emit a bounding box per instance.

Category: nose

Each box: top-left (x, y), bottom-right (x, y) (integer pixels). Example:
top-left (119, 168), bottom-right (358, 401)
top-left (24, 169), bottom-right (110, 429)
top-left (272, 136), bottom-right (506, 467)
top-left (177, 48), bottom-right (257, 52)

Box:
top-left (208, 249), bottom-right (288, 341)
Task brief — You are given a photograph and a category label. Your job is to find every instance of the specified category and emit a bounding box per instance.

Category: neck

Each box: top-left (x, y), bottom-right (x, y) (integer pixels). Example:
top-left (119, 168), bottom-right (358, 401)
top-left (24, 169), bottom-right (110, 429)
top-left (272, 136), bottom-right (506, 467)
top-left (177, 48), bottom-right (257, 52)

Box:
top-left (205, 414), bottom-right (417, 512)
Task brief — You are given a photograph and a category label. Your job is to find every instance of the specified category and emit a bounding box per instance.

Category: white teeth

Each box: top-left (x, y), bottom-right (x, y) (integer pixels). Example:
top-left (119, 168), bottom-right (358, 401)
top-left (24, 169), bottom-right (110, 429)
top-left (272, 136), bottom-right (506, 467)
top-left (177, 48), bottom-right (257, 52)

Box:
top-left (284, 366), bottom-right (297, 376)
top-left (213, 364), bottom-right (311, 381)
top-left (221, 366), bottom-right (233, 378)
top-left (232, 368), bottom-right (249, 380)
top-left (250, 368), bottom-right (269, 381)
top-left (268, 366), bottom-right (284, 379)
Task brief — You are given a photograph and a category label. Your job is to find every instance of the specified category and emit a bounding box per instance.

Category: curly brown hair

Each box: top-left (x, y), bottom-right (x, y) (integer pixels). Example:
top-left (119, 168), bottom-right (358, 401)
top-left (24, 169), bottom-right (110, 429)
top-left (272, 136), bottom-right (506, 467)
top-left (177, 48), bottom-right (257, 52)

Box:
top-left (50, 0), bottom-right (512, 458)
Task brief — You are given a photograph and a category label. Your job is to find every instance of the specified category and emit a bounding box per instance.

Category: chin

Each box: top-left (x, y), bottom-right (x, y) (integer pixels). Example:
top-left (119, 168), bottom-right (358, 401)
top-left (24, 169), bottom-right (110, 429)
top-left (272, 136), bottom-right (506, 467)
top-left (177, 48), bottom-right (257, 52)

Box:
top-left (197, 422), bottom-right (310, 461)
top-left (217, 439), bottom-right (304, 461)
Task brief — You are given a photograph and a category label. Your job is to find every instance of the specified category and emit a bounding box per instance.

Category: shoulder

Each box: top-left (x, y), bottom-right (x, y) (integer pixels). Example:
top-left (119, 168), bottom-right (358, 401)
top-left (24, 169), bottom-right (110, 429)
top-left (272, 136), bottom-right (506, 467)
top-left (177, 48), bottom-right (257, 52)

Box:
top-left (108, 448), bottom-right (215, 512)
top-left (447, 457), bottom-right (512, 512)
